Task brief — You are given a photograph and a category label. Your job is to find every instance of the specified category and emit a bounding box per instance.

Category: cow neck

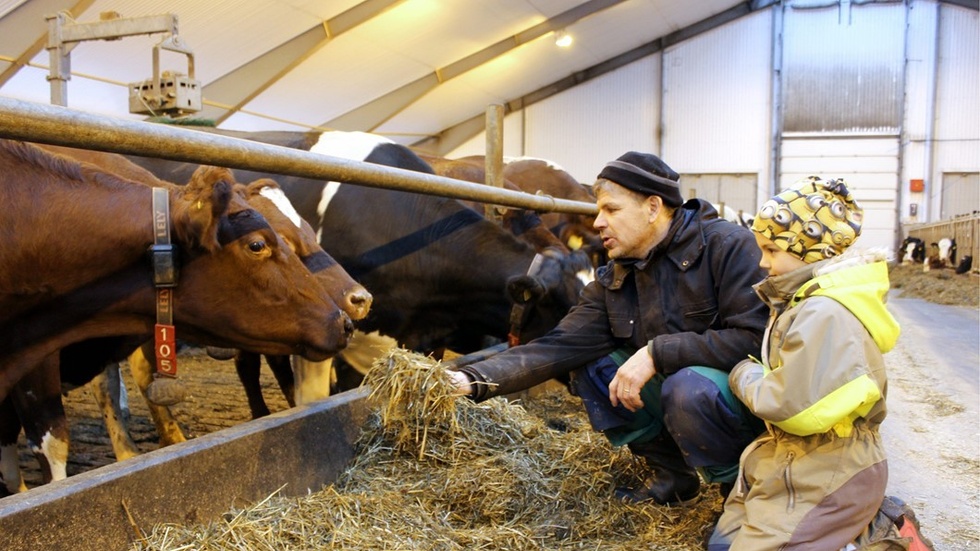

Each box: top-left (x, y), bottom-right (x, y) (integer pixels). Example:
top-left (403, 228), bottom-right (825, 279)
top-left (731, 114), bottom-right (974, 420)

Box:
top-left (507, 253), bottom-right (546, 347)
top-left (149, 187), bottom-right (179, 379)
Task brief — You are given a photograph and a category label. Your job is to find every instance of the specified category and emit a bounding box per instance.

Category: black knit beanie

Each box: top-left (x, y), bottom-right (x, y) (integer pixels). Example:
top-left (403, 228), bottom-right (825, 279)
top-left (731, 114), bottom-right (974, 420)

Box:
top-left (596, 151), bottom-right (683, 207)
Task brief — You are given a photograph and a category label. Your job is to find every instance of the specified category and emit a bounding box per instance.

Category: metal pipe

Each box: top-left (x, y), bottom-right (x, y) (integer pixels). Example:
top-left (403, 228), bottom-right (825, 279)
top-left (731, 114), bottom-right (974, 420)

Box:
top-left (0, 97), bottom-right (598, 216)
top-left (484, 103), bottom-right (505, 221)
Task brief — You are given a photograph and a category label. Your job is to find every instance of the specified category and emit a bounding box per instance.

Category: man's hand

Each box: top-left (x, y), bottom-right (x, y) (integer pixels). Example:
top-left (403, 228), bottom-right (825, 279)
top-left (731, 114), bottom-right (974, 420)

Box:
top-left (447, 370), bottom-right (473, 396)
top-left (608, 347), bottom-right (656, 412)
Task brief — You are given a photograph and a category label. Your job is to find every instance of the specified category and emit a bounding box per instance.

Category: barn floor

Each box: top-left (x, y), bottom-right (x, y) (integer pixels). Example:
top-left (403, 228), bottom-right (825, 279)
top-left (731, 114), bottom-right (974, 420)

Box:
top-left (5, 264), bottom-right (979, 550)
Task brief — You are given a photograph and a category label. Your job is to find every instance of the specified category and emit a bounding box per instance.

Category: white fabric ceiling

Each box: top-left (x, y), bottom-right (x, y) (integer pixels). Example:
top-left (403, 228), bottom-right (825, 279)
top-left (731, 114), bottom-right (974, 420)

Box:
top-left (0, 0), bottom-right (748, 152)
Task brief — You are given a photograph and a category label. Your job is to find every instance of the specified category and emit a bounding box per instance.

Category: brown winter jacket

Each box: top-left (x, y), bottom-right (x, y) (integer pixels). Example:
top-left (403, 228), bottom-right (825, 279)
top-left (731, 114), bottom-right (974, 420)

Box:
top-left (459, 199), bottom-right (769, 401)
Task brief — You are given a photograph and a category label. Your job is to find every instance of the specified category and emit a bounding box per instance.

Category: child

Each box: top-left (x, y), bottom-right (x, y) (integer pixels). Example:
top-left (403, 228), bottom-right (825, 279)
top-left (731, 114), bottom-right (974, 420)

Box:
top-left (708, 177), bottom-right (901, 550)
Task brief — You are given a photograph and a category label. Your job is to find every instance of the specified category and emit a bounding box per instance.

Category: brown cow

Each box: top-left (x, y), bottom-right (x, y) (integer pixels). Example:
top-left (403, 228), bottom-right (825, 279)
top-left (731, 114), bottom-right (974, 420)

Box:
top-left (0, 145), bottom-right (371, 491)
top-left (416, 153), bottom-right (572, 257)
top-left (0, 139), bottom-right (352, 408)
top-left (460, 155), bottom-right (605, 267)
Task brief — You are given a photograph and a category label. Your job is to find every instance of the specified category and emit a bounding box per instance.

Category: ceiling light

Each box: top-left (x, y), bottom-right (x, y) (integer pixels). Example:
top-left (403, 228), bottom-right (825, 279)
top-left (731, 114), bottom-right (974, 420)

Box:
top-left (554, 29), bottom-right (573, 48)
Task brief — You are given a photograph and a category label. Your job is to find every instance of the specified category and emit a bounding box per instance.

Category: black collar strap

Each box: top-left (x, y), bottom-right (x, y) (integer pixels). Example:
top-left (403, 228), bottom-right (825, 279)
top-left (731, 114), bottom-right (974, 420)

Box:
top-left (150, 187), bottom-right (178, 290)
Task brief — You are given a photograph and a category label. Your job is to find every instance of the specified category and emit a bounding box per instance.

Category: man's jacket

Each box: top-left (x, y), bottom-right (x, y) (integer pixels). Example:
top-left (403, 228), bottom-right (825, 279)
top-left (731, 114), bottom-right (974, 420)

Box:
top-left (460, 199), bottom-right (769, 401)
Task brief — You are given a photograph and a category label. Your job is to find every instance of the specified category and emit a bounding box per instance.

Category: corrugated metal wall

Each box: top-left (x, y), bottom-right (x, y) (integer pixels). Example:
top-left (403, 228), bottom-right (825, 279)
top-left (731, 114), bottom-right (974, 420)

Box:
top-left (448, 0), bottom-right (978, 252)
top-left (782, 3), bottom-right (905, 134)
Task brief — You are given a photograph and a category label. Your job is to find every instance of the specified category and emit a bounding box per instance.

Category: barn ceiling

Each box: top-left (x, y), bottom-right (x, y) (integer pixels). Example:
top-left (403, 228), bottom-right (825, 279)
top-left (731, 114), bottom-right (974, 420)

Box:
top-left (0, 0), bottom-right (753, 154)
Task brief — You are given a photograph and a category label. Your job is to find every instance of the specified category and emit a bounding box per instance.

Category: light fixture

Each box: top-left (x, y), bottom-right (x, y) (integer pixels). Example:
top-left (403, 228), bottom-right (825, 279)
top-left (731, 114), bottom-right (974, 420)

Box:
top-left (554, 29), bottom-right (573, 48)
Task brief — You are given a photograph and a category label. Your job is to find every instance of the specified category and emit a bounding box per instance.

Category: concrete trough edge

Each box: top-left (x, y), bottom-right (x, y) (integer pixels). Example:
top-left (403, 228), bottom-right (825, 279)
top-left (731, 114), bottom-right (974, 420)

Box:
top-left (0, 387), bottom-right (372, 551)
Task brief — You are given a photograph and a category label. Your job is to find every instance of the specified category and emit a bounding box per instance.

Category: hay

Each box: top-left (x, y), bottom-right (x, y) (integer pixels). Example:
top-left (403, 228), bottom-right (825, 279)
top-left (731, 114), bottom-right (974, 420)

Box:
top-left (131, 349), bottom-right (722, 550)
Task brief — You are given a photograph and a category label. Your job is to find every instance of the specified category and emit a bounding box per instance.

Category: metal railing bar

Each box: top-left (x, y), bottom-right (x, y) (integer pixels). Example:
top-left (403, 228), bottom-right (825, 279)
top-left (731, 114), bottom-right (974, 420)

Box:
top-left (0, 97), bottom-right (598, 216)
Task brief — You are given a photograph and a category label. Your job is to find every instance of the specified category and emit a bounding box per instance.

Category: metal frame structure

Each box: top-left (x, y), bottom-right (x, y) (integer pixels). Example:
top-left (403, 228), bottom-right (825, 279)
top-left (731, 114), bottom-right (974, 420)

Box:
top-left (0, 96), bottom-right (598, 216)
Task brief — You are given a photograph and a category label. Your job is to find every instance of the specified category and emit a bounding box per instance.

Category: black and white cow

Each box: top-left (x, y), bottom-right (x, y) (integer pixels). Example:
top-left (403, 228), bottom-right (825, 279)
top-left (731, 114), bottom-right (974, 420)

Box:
top-left (901, 236), bottom-right (926, 265)
top-left (923, 238), bottom-right (957, 272)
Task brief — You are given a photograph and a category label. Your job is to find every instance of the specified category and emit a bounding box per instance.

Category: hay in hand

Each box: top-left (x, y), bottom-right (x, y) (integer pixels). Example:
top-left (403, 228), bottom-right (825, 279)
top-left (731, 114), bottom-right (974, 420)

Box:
top-left (131, 349), bottom-right (723, 550)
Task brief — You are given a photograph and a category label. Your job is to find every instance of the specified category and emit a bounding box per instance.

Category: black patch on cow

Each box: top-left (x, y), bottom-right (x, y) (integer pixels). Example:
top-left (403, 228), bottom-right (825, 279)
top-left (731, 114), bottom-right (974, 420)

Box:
top-left (364, 143), bottom-right (435, 174)
top-left (346, 209), bottom-right (483, 280)
top-left (956, 255), bottom-right (973, 275)
top-left (217, 209), bottom-right (271, 246)
top-left (302, 250), bottom-right (337, 273)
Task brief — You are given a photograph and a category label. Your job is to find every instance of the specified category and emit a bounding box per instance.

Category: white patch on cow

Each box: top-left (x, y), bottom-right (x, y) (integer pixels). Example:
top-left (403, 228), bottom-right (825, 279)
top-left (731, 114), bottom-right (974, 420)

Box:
top-left (315, 181), bottom-right (342, 242)
top-left (309, 130), bottom-right (394, 242)
top-left (1, 443), bottom-right (27, 493)
top-left (341, 331), bottom-right (398, 375)
top-left (290, 331), bottom-right (398, 403)
top-left (938, 238), bottom-right (954, 263)
top-left (503, 155), bottom-right (568, 173)
top-left (259, 186), bottom-right (302, 228)
top-left (310, 130), bottom-right (392, 160)
top-left (36, 431), bottom-right (68, 482)
top-left (903, 241), bottom-right (917, 263)
top-left (292, 356), bottom-right (335, 404)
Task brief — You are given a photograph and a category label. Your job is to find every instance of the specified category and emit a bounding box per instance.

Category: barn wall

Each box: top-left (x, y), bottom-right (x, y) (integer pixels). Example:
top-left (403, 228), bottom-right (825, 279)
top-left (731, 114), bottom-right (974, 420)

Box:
top-left (449, 0), bottom-right (978, 250)
top-left (523, 54), bottom-right (661, 185)
top-left (932, 5), bottom-right (980, 219)
top-left (449, 55), bottom-right (662, 185)
top-left (661, 9), bottom-right (774, 214)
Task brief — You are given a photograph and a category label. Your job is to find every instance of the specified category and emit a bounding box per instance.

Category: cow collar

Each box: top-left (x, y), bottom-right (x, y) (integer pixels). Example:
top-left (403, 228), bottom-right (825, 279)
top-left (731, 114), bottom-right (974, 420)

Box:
top-left (149, 187), bottom-right (179, 382)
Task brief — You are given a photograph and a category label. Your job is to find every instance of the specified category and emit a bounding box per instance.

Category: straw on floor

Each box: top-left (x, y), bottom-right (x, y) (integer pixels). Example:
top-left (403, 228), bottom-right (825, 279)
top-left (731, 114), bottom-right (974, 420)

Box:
top-left (131, 349), bottom-right (722, 550)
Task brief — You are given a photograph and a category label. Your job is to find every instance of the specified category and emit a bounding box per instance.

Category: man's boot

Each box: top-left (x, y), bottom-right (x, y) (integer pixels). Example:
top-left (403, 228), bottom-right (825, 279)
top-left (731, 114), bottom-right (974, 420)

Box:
top-left (615, 432), bottom-right (701, 506)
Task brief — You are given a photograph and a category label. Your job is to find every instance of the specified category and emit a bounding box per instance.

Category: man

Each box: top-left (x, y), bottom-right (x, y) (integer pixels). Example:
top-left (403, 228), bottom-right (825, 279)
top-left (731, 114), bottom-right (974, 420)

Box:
top-left (449, 151), bottom-right (768, 505)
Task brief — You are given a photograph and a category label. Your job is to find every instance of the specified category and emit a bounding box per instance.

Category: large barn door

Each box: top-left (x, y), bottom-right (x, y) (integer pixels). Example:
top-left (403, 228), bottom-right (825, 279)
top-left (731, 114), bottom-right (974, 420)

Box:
top-left (779, 136), bottom-right (900, 251)
top-left (941, 172), bottom-right (980, 219)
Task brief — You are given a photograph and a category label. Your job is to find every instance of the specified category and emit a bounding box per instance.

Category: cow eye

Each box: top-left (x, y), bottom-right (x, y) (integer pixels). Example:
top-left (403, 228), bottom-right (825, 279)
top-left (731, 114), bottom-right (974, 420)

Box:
top-left (247, 240), bottom-right (267, 253)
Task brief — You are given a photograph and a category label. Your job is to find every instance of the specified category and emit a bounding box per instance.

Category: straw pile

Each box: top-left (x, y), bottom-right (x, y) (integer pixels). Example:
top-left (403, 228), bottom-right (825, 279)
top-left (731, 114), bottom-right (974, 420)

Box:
top-left (131, 349), bottom-right (723, 550)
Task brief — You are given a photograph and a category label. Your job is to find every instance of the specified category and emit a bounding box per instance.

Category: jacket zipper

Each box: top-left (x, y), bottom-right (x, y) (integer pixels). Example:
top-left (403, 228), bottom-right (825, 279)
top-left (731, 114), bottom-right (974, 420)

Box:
top-left (783, 451), bottom-right (796, 513)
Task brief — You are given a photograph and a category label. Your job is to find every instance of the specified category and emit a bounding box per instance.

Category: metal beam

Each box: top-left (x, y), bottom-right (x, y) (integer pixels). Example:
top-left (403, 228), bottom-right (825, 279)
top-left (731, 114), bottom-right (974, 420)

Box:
top-left (414, 2), bottom-right (761, 155)
top-left (324, 0), bottom-right (628, 132)
top-left (0, 96), bottom-right (597, 216)
top-left (0, 0), bottom-right (94, 86)
top-left (200, 0), bottom-right (403, 125)
top-left (939, 0), bottom-right (979, 9)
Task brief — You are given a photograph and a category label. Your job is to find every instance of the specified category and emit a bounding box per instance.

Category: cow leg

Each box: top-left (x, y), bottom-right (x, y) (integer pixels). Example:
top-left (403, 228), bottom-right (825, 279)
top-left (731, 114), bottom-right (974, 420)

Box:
top-left (13, 354), bottom-right (69, 484)
top-left (128, 343), bottom-right (186, 447)
top-left (292, 356), bottom-right (333, 405)
top-left (90, 366), bottom-right (140, 461)
top-left (0, 395), bottom-right (27, 494)
top-left (235, 352), bottom-right (273, 419)
top-left (265, 355), bottom-right (297, 407)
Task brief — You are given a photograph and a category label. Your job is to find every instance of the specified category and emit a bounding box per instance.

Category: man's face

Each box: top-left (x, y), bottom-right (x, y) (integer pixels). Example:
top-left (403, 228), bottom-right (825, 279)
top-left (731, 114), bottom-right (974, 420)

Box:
top-left (593, 181), bottom-right (658, 260)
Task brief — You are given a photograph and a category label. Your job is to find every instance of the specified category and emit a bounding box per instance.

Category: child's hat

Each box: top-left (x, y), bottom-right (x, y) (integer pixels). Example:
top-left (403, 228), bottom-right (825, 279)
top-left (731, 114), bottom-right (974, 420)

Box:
top-left (751, 176), bottom-right (863, 263)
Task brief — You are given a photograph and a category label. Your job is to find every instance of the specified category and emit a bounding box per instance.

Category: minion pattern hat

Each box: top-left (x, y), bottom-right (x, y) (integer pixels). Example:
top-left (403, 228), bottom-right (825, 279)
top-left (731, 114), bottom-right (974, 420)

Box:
top-left (752, 176), bottom-right (863, 263)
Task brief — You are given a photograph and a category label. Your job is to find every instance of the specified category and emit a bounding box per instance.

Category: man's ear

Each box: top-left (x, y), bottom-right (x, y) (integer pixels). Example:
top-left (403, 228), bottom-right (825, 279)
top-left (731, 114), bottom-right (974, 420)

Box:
top-left (646, 194), bottom-right (662, 222)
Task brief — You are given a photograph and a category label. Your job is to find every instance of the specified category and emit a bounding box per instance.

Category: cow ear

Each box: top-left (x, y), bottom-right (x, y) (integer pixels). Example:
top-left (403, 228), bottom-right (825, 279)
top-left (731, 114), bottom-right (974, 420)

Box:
top-left (172, 166), bottom-right (234, 251)
top-left (506, 275), bottom-right (546, 304)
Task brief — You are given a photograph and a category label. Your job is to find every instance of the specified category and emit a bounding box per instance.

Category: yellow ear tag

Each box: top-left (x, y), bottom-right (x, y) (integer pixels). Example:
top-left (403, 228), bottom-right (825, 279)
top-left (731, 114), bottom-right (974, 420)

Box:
top-left (567, 234), bottom-right (584, 250)
top-left (196, 200), bottom-right (203, 210)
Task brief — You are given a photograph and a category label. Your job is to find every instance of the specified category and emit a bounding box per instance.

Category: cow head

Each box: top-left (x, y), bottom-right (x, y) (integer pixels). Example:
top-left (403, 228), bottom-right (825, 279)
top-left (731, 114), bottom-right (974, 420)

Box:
top-left (169, 167), bottom-right (353, 360)
top-left (505, 249), bottom-right (590, 344)
top-left (240, 179), bottom-right (372, 321)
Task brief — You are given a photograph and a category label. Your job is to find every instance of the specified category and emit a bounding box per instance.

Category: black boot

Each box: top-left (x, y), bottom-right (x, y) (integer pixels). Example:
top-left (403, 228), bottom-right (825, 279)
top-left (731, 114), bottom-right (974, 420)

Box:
top-left (615, 433), bottom-right (701, 506)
